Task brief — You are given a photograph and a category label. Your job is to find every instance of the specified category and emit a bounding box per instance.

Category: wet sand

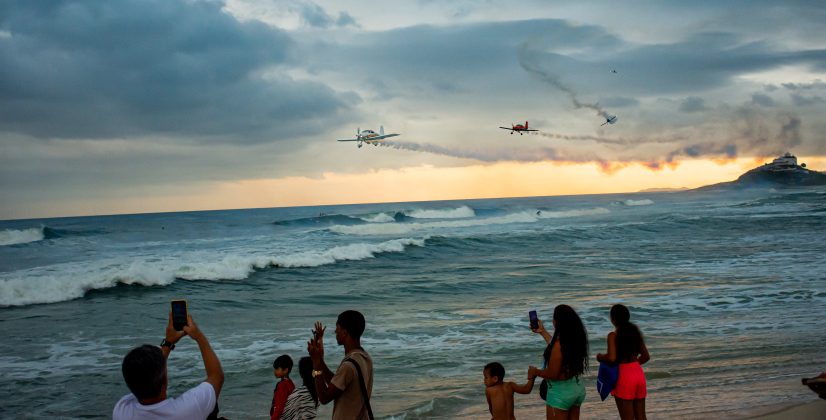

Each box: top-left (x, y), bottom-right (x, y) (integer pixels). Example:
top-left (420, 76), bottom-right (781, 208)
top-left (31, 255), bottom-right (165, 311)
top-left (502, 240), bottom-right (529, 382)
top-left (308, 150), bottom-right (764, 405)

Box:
top-left (747, 399), bottom-right (826, 419)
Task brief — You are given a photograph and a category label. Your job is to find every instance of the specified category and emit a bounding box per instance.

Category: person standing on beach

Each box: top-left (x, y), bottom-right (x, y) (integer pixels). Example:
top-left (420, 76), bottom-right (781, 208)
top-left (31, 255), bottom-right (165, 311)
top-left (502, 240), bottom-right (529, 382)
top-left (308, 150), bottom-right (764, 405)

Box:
top-left (596, 304), bottom-right (650, 420)
top-left (270, 355), bottom-right (296, 420)
top-left (484, 361), bottom-right (536, 420)
top-left (307, 310), bottom-right (374, 420)
top-left (113, 311), bottom-right (225, 420)
top-left (528, 305), bottom-right (589, 420)
top-left (281, 357), bottom-right (319, 419)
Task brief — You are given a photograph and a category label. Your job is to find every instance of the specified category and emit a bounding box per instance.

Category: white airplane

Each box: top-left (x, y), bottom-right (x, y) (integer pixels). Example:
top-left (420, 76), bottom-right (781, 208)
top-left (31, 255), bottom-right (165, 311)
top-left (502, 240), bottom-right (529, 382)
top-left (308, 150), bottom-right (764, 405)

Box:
top-left (601, 115), bottom-right (618, 126)
top-left (337, 126), bottom-right (399, 148)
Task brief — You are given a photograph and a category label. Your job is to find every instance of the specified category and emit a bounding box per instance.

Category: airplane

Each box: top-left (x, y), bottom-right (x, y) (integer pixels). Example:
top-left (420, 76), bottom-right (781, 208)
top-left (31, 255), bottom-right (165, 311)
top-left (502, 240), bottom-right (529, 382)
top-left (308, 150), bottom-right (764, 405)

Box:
top-left (337, 126), bottom-right (399, 148)
top-left (611, 69), bottom-right (618, 74)
top-left (601, 115), bottom-right (618, 126)
top-left (499, 121), bottom-right (539, 135)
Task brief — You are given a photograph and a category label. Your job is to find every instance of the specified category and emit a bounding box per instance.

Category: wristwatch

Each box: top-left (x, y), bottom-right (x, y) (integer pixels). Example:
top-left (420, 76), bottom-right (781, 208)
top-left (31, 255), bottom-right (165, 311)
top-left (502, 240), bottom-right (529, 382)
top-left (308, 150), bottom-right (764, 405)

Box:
top-left (160, 339), bottom-right (175, 350)
top-left (312, 370), bottom-right (323, 378)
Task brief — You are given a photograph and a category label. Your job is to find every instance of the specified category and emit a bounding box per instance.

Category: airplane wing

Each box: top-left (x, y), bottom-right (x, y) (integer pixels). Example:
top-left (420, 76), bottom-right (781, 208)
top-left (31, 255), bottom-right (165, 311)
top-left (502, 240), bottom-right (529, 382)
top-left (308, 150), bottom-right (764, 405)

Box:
top-left (524, 129), bottom-right (539, 132)
top-left (499, 127), bottom-right (513, 130)
top-left (337, 138), bottom-right (360, 142)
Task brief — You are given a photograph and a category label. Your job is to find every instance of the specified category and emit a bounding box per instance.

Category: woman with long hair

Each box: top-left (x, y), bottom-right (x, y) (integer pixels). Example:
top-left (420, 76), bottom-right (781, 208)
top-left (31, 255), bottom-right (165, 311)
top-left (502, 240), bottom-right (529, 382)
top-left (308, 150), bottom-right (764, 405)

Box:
top-left (529, 304), bottom-right (589, 420)
top-left (281, 357), bottom-right (319, 419)
top-left (596, 304), bottom-right (650, 420)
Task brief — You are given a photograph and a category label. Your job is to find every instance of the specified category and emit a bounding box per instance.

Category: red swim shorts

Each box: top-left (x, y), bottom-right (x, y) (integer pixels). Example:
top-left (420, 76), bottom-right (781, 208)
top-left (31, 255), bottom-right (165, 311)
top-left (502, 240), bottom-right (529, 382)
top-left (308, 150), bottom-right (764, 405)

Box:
top-left (612, 361), bottom-right (647, 400)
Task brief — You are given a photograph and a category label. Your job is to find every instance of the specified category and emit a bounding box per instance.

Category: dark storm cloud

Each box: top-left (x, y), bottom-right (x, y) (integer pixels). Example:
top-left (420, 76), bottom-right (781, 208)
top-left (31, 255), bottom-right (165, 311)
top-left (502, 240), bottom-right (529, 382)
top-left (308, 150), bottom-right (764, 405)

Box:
top-left (781, 81), bottom-right (826, 91)
top-left (520, 31), bottom-right (826, 96)
top-left (0, 0), bottom-right (355, 143)
top-left (296, 2), bottom-right (359, 28)
top-left (751, 93), bottom-right (776, 107)
top-left (304, 19), bottom-right (622, 97)
top-left (781, 81), bottom-right (826, 106)
top-left (679, 96), bottom-right (708, 113)
top-left (790, 93), bottom-right (826, 106)
top-left (308, 19), bottom-right (826, 104)
top-left (335, 12), bottom-right (359, 28)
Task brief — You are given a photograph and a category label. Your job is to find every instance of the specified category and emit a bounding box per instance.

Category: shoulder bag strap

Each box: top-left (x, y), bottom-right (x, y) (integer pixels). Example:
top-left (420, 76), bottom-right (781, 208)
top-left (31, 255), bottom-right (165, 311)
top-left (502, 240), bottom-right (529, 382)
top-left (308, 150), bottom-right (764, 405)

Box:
top-left (345, 358), bottom-right (374, 420)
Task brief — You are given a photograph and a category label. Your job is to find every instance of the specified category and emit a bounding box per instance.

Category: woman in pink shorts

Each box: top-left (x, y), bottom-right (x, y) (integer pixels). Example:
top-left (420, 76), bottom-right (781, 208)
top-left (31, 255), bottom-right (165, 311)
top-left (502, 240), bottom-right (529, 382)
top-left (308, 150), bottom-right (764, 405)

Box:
top-left (596, 304), bottom-right (650, 420)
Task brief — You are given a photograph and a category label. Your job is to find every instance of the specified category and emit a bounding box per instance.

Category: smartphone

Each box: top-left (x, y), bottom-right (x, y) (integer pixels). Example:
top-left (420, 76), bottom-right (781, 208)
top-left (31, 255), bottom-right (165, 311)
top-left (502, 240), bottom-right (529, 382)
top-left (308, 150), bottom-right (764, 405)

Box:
top-left (171, 299), bottom-right (188, 331)
top-left (529, 310), bottom-right (539, 330)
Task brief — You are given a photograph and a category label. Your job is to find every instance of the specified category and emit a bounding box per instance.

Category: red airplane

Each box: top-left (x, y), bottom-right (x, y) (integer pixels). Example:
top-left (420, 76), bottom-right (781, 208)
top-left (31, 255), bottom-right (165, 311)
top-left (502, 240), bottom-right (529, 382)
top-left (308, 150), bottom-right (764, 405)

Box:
top-left (499, 121), bottom-right (539, 135)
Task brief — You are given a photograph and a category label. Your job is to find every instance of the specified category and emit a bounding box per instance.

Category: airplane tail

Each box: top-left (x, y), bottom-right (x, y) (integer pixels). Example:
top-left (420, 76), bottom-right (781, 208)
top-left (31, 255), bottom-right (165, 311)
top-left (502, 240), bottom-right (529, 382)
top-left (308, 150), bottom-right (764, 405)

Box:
top-left (525, 121), bottom-right (529, 129)
top-left (380, 126), bottom-right (385, 136)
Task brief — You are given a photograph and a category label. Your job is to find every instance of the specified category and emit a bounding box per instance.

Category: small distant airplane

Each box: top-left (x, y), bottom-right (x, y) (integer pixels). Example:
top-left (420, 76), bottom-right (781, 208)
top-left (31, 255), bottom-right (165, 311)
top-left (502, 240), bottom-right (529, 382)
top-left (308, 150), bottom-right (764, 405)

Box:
top-left (601, 115), bottom-right (618, 126)
top-left (337, 126), bottom-right (399, 148)
top-left (611, 69), bottom-right (618, 74)
top-left (499, 121), bottom-right (539, 135)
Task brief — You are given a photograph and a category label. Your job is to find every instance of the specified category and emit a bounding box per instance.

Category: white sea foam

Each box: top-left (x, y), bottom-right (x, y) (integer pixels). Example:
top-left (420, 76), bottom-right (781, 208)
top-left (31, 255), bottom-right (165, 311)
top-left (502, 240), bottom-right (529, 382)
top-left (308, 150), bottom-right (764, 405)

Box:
top-left (0, 238), bottom-right (427, 307)
top-left (0, 262), bottom-right (178, 307)
top-left (331, 223), bottom-right (417, 235)
top-left (405, 206), bottom-right (475, 219)
top-left (272, 238), bottom-right (426, 267)
top-left (622, 199), bottom-right (655, 206)
top-left (360, 213), bottom-right (395, 223)
top-left (536, 207), bottom-right (611, 218)
top-left (331, 208), bottom-right (610, 235)
top-left (0, 227), bottom-right (44, 246)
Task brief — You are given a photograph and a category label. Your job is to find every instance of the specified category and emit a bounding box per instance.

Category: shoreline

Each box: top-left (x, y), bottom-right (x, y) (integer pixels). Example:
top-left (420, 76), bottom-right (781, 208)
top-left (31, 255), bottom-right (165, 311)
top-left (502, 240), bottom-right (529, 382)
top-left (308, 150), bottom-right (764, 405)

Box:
top-left (744, 399), bottom-right (825, 419)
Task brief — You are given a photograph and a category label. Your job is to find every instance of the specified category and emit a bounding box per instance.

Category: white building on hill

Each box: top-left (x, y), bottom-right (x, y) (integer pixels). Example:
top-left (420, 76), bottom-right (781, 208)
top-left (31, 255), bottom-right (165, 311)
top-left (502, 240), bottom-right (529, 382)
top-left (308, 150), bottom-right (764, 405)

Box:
top-left (765, 152), bottom-right (799, 170)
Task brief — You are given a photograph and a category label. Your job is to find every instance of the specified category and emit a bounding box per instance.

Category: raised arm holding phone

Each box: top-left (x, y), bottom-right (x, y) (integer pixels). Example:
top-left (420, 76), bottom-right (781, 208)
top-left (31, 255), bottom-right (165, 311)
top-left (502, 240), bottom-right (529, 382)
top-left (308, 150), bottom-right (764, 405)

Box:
top-left (113, 302), bottom-right (225, 420)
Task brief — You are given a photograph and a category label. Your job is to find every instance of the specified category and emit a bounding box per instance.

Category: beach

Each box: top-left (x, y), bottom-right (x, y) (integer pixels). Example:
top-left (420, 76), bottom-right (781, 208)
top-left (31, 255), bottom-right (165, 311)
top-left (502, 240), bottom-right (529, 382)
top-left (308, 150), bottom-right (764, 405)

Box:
top-left (746, 400), bottom-right (826, 419)
top-left (1, 189), bottom-right (825, 418)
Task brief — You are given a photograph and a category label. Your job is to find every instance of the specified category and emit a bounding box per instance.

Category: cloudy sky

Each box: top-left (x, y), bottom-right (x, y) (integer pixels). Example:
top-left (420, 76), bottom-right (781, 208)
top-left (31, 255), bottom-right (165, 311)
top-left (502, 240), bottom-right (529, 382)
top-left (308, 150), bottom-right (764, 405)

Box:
top-left (2, 0), bottom-right (825, 219)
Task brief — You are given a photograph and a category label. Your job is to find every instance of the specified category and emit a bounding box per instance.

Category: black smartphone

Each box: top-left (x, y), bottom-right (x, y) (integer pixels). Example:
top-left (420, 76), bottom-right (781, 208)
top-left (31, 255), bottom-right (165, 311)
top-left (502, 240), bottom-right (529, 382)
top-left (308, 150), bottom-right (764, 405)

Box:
top-left (529, 310), bottom-right (539, 330)
top-left (171, 299), bottom-right (188, 331)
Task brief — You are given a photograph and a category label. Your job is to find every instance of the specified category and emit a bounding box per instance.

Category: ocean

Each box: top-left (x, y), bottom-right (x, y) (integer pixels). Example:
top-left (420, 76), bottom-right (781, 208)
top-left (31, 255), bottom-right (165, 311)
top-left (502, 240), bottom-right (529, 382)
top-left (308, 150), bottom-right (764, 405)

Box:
top-left (1, 189), bottom-right (825, 419)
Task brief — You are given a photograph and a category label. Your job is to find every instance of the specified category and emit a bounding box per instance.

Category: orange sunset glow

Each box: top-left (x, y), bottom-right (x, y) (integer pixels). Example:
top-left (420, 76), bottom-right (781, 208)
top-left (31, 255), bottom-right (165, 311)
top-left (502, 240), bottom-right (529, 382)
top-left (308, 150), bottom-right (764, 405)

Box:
top-left (20, 156), bottom-right (822, 219)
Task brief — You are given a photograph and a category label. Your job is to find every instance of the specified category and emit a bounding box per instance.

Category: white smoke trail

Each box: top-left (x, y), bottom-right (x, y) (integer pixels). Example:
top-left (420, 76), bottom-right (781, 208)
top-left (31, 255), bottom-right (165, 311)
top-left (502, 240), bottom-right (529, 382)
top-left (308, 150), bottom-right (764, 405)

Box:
top-left (518, 43), bottom-right (611, 120)
top-left (537, 132), bottom-right (627, 145)
top-left (379, 140), bottom-right (559, 162)
top-left (516, 41), bottom-right (805, 162)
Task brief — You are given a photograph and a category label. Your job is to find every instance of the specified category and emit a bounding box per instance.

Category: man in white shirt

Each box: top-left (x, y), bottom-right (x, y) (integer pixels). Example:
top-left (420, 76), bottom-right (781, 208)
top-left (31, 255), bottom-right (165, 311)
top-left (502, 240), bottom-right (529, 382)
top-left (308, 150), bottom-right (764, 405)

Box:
top-left (113, 311), bottom-right (224, 420)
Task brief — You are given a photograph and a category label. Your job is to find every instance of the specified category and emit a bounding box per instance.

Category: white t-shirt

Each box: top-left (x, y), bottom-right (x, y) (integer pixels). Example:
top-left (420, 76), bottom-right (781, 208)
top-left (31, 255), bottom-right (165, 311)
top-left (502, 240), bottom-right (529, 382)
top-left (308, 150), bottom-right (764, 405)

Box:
top-left (113, 382), bottom-right (216, 420)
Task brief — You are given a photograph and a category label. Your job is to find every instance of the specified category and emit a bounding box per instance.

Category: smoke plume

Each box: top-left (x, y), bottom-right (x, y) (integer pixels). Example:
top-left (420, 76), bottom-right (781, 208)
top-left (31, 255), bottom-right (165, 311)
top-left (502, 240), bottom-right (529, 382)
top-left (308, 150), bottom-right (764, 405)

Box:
top-left (379, 140), bottom-right (559, 162)
top-left (518, 43), bottom-right (611, 120)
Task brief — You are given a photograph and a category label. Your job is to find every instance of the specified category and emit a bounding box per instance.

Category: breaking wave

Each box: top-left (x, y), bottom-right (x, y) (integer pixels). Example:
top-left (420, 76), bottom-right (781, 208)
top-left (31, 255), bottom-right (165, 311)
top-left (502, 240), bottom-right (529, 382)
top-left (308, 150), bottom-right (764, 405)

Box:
top-left (0, 238), bottom-right (427, 307)
top-left (272, 207), bottom-right (475, 227)
top-left (0, 227), bottom-right (45, 246)
top-left (273, 214), bottom-right (364, 227)
top-left (360, 213), bottom-right (395, 223)
top-left (0, 226), bottom-right (106, 246)
top-left (331, 208), bottom-right (610, 235)
top-left (617, 199), bottom-right (655, 206)
top-left (404, 206), bottom-right (475, 219)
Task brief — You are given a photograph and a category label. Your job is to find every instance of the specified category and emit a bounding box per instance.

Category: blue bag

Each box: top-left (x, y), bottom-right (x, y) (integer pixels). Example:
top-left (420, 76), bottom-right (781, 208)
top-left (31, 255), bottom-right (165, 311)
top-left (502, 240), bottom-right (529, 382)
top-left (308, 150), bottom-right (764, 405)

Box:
top-left (596, 362), bottom-right (619, 401)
